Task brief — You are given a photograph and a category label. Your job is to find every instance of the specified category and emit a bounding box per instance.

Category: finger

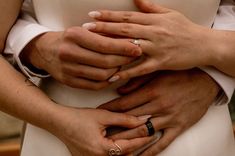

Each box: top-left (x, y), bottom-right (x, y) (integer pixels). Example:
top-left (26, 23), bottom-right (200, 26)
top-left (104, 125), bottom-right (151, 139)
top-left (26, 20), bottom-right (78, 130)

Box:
top-left (88, 10), bottom-right (154, 25)
top-left (109, 59), bottom-right (159, 81)
top-left (134, 0), bottom-right (172, 13)
top-left (63, 76), bottom-right (109, 90)
top-left (83, 22), bottom-right (150, 39)
top-left (98, 87), bottom-right (152, 112)
top-left (126, 100), bottom-right (164, 117)
top-left (60, 44), bottom-right (134, 69)
top-left (64, 63), bottom-right (118, 81)
top-left (113, 137), bottom-right (154, 155)
top-left (117, 73), bottom-right (156, 95)
top-left (102, 111), bottom-right (151, 128)
top-left (65, 27), bottom-right (142, 57)
top-left (110, 117), bottom-right (166, 140)
top-left (140, 128), bottom-right (179, 156)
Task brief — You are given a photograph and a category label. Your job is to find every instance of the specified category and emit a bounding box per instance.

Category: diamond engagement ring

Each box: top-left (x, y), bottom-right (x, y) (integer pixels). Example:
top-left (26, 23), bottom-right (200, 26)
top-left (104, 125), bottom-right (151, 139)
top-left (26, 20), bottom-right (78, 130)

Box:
top-left (131, 39), bottom-right (141, 47)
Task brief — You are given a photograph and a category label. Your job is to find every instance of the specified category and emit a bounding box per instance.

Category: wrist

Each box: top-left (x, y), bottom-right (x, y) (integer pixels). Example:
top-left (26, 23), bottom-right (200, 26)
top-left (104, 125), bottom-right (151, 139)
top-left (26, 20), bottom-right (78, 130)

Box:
top-left (44, 104), bottom-right (80, 141)
top-left (207, 29), bottom-right (232, 67)
top-left (193, 26), bottom-right (217, 66)
top-left (20, 34), bottom-right (44, 70)
top-left (21, 32), bottom-right (61, 72)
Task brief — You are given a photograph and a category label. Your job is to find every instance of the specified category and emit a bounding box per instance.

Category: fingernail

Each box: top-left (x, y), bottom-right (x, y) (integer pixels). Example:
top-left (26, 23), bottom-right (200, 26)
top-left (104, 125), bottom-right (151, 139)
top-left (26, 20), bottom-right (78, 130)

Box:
top-left (109, 75), bottom-right (120, 82)
top-left (138, 115), bottom-right (152, 121)
top-left (88, 11), bottom-right (101, 18)
top-left (82, 23), bottom-right (96, 30)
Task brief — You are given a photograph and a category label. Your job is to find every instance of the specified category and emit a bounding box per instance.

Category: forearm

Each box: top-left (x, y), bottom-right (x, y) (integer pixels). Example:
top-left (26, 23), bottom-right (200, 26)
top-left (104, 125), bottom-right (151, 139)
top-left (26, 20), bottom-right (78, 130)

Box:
top-left (0, 56), bottom-right (62, 133)
top-left (0, 0), bottom-right (23, 52)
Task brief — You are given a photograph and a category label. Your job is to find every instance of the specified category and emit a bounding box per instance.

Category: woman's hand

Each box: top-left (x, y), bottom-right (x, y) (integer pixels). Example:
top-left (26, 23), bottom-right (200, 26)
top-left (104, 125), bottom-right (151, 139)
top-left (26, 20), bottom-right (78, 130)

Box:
top-left (21, 27), bottom-right (142, 90)
top-left (83, 0), bottom-right (216, 81)
top-left (99, 69), bottom-right (220, 155)
top-left (49, 106), bottom-right (153, 156)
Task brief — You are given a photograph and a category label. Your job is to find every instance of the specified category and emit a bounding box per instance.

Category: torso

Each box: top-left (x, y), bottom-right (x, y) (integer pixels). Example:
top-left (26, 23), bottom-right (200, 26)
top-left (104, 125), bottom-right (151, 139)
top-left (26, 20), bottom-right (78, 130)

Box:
top-left (32, 0), bottom-right (221, 108)
top-left (21, 1), bottom-right (235, 156)
top-left (33, 0), bottom-right (220, 29)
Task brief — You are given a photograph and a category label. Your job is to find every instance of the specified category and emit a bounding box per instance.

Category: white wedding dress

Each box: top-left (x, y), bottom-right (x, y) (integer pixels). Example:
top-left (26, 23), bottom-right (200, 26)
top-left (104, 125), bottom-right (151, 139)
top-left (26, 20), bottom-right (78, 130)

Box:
top-left (20, 0), bottom-right (235, 156)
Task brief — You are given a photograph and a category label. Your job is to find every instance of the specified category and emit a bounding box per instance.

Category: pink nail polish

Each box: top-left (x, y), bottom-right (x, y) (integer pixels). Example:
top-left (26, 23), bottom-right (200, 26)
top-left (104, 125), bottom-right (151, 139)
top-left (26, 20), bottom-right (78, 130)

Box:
top-left (109, 75), bottom-right (120, 82)
top-left (82, 23), bottom-right (96, 30)
top-left (88, 11), bottom-right (101, 18)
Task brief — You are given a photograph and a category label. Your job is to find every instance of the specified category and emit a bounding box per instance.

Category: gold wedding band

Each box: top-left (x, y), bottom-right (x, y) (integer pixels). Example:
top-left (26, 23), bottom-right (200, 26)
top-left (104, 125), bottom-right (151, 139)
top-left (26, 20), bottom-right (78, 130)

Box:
top-left (108, 143), bottom-right (122, 156)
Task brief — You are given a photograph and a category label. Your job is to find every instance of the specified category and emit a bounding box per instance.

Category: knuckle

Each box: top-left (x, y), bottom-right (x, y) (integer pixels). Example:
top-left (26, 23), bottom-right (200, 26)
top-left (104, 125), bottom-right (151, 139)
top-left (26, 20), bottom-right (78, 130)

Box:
top-left (63, 27), bottom-right (77, 39)
top-left (64, 27), bottom-right (85, 40)
top-left (120, 23), bottom-right (132, 35)
top-left (137, 126), bottom-right (148, 137)
top-left (122, 12), bottom-right (133, 22)
top-left (120, 70), bottom-right (132, 79)
top-left (123, 114), bottom-right (137, 124)
top-left (98, 70), bottom-right (111, 81)
top-left (57, 44), bottom-right (67, 59)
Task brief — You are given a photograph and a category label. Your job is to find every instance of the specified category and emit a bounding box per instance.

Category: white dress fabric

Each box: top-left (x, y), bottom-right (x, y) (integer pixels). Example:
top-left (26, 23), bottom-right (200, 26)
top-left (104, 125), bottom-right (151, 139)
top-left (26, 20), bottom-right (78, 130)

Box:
top-left (4, 0), bottom-right (235, 156)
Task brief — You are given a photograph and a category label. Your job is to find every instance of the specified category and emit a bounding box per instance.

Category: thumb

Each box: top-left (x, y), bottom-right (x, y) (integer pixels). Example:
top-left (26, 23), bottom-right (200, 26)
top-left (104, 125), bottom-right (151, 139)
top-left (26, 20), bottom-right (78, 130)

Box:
top-left (134, 0), bottom-right (171, 13)
top-left (103, 111), bottom-right (151, 129)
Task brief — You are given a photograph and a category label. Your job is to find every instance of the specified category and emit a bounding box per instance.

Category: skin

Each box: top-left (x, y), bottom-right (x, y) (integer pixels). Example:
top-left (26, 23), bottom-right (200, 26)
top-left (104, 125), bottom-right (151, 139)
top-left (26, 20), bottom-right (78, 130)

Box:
top-left (83, 0), bottom-right (235, 80)
top-left (0, 58), bottom-right (152, 156)
top-left (99, 68), bottom-right (220, 155)
top-left (14, 0), bottom-right (229, 155)
top-left (21, 27), bottom-right (142, 90)
top-left (0, 1), bottom-right (152, 155)
top-left (0, 0), bottom-right (23, 52)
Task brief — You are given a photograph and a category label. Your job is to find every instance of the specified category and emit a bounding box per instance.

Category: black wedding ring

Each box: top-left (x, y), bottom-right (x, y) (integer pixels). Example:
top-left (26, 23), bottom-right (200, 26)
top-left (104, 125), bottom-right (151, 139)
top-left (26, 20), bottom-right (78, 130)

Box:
top-left (145, 120), bottom-right (155, 136)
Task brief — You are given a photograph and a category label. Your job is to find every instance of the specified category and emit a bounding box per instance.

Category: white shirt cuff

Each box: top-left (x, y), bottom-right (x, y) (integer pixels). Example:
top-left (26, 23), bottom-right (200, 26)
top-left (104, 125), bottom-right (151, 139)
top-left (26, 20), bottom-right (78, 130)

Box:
top-left (4, 19), bottom-right (51, 82)
top-left (200, 67), bottom-right (235, 105)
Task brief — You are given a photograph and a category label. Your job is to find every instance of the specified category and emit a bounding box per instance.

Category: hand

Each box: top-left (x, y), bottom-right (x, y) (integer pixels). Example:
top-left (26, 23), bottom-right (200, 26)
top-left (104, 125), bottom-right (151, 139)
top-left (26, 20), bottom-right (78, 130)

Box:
top-left (49, 106), bottom-right (154, 156)
top-left (21, 27), bottom-right (142, 90)
top-left (84, 0), bottom-right (216, 81)
top-left (99, 69), bottom-right (220, 155)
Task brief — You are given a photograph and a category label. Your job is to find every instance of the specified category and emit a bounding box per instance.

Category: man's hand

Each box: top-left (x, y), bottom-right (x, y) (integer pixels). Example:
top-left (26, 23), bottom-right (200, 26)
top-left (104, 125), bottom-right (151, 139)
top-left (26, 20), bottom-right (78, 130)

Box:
top-left (21, 27), bottom-right (141, 90)
top-left (99, 69), bottom-right (220, 155)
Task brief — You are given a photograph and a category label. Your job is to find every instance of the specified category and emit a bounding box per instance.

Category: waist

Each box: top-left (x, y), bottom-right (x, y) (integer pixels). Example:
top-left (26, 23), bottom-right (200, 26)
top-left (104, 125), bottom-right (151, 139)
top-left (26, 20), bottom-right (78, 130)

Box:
top-left (40, 77), bottom-right (124, 108)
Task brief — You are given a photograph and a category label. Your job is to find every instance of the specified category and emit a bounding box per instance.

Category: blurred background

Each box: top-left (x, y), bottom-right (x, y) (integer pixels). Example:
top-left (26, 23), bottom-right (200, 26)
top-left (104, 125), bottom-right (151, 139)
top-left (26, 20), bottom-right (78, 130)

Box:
top-left (0, 93), bottom-right (235, 156)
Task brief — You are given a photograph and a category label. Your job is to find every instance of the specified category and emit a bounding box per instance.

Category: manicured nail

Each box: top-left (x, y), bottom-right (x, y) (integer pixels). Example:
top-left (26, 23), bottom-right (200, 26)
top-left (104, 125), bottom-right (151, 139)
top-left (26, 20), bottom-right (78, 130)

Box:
top-left (109, 75), bottom-right (120, 82)
top-left (138, 115), bottom-right (152, 121)
top-left (88, 11), bottom-right (101, 18)
top-left (82, 23), bottom-right (96, 30)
